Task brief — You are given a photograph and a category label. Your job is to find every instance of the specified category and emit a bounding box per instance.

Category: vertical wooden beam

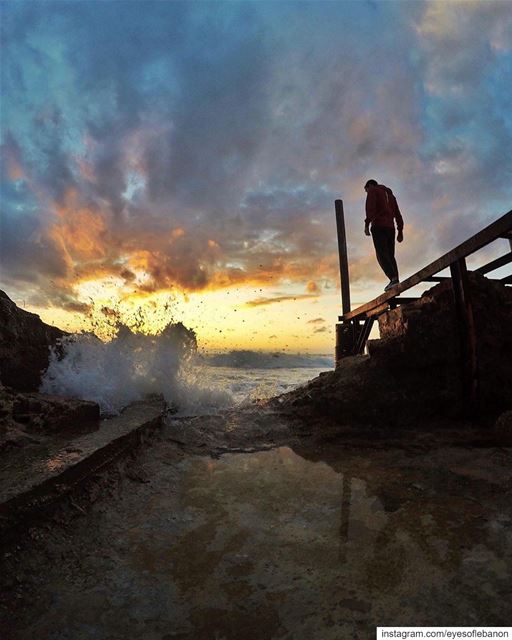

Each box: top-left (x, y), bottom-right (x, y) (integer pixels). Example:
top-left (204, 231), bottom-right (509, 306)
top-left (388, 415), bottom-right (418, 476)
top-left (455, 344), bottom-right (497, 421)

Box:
top-left (450, 258), bottom-right (479, 418)
top-left (335, 200), bottom-right (353, 367)
top-left (335, 321), bottom-right (357, 365)
top-left (335, 199), bottom-right (351, 316)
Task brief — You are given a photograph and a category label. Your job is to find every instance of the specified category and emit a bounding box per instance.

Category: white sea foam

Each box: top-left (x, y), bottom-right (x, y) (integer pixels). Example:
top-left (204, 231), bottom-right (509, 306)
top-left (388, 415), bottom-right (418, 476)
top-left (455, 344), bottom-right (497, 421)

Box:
top-left (40, 325), bottom-right (332, 416)
top-left (40, 323), bottom-right (232, 416)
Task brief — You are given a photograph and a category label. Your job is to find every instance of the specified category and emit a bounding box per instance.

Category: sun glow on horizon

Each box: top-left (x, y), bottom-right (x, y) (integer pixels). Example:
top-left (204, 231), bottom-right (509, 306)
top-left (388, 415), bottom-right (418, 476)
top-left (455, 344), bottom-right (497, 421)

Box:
top-left (24, 278), bottom-right (340, 353)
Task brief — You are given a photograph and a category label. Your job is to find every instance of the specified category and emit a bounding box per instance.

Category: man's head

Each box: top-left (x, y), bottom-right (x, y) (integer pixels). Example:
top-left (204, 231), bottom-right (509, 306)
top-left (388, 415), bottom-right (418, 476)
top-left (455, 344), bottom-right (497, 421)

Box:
top-left (364, 179), bottom-right (378, 193)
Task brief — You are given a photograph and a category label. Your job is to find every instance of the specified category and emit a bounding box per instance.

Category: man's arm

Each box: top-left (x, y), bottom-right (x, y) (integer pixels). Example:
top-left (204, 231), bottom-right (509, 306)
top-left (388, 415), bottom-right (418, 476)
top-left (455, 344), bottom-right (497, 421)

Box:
top-left (389, 190), bottom-right (404, 242)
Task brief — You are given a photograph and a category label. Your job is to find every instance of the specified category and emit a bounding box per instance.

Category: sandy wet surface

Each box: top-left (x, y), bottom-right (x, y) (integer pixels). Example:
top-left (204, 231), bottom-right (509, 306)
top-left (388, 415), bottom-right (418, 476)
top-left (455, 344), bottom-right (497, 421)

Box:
top-left (1, 413), bottom-right (512, 639)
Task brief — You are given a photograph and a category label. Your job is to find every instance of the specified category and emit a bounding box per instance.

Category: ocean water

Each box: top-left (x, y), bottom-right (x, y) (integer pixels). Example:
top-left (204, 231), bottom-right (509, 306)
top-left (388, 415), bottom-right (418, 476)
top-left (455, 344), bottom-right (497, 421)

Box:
top-left (40, 327), bottom-right (333, 416)
top-left (185, 359), bottom-right (333, 409)
top-left (201, 365), bottom-right (330, 404)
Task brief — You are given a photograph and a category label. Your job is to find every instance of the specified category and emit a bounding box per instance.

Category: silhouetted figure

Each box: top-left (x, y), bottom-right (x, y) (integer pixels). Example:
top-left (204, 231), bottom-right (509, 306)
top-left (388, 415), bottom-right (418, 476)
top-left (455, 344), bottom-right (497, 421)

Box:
top-left (364, 179), bottom-right (404, 291)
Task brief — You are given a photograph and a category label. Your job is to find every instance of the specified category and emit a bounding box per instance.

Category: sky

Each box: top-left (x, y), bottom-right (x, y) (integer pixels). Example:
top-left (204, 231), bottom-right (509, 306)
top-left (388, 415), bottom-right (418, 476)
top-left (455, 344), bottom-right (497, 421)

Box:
top-left (1, 0), bottom-right (511, 352)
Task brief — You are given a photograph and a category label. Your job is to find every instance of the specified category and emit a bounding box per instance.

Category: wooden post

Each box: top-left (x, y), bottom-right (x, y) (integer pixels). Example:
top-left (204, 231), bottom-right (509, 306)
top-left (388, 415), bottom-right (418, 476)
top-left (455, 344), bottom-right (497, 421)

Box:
top-left (335, 199), bottom-right (351, 315)
top-left (335, 321), bottom-right (357, 364)
top-left (335, 200), bottom-right (354, 367)
top-left (450, 258), bottom-right (479, 419)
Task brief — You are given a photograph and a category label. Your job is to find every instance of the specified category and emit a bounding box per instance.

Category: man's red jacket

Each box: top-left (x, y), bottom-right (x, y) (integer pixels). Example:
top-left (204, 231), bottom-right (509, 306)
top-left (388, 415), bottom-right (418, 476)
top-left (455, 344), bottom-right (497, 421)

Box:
top-left (365, 184), bottom-right (404, 231)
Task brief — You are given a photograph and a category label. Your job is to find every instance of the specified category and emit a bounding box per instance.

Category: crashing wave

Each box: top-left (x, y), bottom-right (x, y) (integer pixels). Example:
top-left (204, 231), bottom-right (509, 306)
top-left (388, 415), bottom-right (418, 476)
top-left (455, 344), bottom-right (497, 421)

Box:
top-left (40, 322), bottom-right (232, 416)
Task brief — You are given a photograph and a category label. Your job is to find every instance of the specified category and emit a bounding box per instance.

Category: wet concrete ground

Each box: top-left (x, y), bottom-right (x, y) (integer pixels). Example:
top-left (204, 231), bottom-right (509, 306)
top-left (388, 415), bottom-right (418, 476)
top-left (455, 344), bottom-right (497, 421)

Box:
top-left (1, 411), bottom-right (512, 639)
top-left (0, 400), bottom-right (164, 508)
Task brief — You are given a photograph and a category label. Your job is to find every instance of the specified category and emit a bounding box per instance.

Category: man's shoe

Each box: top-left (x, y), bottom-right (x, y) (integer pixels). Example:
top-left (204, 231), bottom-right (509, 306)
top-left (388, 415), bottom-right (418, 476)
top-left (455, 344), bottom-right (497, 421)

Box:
top-left (384, 279), bottom-right (399, 292)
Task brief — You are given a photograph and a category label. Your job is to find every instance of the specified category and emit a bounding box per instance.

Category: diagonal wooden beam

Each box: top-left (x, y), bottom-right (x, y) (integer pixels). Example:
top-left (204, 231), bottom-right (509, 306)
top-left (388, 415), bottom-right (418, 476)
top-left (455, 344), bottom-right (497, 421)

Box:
top-left (476, 251), bottom-right (512, 275)
top-left (341, 210), bottom-right (512, 322)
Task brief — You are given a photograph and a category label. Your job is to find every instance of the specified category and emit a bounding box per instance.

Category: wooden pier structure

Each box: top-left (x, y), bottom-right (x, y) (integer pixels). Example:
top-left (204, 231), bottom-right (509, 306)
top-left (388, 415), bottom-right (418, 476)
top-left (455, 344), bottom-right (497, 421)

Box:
top-left (335, 202), bottom-right (512, 413)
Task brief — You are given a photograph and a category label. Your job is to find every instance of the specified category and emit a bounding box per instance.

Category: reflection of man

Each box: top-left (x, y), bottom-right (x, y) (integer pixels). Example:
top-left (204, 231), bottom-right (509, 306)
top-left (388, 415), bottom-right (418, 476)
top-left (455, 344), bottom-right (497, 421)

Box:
top-left (364, 179), bottom-right (404, 291)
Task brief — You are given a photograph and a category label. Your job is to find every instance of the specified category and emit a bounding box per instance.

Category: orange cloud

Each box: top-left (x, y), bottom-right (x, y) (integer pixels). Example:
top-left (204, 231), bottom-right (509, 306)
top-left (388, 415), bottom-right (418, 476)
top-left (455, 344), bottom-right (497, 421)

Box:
top-left (50, 189), bottom-right (109, 262)
top-left (245, 293), bottom-right (319, 307)
top-left (2, 140), bottom-right (26, 182)
top-left (28, 181), bottom-right (344, 319)
top-left (7, 157), bottom-right (25, 181)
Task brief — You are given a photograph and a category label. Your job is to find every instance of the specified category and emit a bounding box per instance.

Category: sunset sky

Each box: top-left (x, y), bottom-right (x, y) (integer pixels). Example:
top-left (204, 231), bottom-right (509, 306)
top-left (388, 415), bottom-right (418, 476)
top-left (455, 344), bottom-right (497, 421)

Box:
top-left (1, 0), bottom-right (511, 352)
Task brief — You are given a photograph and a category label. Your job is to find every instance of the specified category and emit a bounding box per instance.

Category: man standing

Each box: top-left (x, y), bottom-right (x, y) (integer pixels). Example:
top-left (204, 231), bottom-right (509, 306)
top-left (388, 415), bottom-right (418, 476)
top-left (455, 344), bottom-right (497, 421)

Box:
top-left (364, 179), bottom-right (404, 291)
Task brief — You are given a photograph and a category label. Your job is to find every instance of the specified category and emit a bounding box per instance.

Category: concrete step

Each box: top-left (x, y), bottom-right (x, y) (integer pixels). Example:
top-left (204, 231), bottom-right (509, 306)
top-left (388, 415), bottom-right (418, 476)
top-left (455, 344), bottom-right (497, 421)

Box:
top-left (0, 398), bottom-right (165, 534)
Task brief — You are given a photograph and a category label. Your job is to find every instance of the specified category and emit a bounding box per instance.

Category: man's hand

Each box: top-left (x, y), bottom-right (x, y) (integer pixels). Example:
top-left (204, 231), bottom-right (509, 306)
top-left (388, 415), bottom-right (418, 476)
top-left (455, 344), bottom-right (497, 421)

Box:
top-left (397, 230), bottom-right (404, 243)
top-left (364, 224), bottom-right (371, 237)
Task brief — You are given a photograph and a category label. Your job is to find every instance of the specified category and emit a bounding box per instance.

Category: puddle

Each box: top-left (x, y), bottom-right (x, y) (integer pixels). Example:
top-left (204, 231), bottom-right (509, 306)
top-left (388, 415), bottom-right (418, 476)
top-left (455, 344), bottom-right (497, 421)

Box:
top-left (10, 446), bottom-right (511, 639)
top-left (121, 448), bottom-right (506, 634)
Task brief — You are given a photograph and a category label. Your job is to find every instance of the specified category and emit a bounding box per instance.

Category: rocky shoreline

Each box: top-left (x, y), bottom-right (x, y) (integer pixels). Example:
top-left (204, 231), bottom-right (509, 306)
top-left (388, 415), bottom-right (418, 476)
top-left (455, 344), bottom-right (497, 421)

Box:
top-left (1, 278), bottom-right (512, 637)
top-left (1, 275), bottom-right (511, 532)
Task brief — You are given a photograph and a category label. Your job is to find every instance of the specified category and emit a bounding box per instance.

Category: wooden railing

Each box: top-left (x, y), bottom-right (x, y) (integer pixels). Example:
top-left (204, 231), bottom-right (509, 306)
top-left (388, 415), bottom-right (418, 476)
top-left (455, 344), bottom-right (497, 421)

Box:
top-left (334, 204), bottom-right (512, 413)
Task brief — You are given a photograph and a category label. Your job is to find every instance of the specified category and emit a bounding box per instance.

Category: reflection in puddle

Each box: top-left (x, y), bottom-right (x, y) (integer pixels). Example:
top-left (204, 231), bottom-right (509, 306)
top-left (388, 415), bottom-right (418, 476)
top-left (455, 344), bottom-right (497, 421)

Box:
top-left (173, 447), bottom-right (396, 586)
top-left (168, 446), bottom-right (497, 598)
top-left (339, 476), bottom-right (391, 570)
top-left (18, 445), bottom-right (511, 640)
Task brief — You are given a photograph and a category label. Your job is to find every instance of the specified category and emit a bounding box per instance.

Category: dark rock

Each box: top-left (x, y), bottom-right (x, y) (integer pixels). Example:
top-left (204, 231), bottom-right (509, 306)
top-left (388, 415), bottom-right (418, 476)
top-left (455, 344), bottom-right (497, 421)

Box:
top-left (274, 274), bottom-right (512, 425)
top-left (369, 273), bottom-right (512, 416)
top-left (0, 291), bottom-right (67, 391)
top-left (493, 410), bottom-right (512, 445)
top-left (11, 392), bottom-right (100, 432)
top-left (0, 384), bottom-right (31, 451)
top-left (271, 354), bottom-right (459, 426)
top-left (368, 280), bottom-right (459, 368)
top-left (0, 383), bottom-right (100, 452)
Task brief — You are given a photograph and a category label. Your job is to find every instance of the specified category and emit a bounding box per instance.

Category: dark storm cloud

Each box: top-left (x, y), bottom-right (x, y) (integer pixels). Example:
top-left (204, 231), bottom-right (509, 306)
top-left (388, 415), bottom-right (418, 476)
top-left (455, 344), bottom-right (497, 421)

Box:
top-left (0, 207), bottom-right (68, 284)
top-left (1, 0), bottom-right (511, 311)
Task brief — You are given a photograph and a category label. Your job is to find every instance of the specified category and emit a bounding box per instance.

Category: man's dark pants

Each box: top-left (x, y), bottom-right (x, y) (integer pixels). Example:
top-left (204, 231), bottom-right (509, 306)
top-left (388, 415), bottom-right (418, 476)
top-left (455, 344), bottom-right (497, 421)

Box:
top-left (371, 225), bottom-right (398, 280)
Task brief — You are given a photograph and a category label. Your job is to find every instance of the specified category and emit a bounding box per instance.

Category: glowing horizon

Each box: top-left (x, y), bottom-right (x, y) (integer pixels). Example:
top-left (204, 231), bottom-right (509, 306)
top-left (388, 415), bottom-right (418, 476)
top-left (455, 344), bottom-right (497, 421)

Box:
top-left (15, 282), bottom-right (339, 354)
